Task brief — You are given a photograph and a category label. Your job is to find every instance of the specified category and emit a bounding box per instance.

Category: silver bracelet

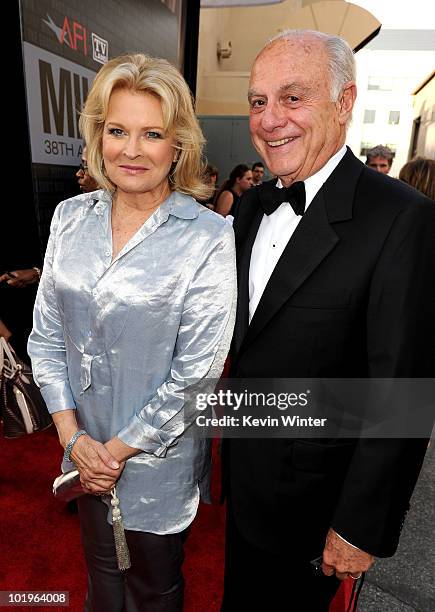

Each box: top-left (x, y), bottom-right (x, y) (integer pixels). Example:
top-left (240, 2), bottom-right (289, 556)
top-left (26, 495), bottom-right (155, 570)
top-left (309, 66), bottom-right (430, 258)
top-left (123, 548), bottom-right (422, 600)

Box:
top-left (63, 429), bottom-right (87, 462)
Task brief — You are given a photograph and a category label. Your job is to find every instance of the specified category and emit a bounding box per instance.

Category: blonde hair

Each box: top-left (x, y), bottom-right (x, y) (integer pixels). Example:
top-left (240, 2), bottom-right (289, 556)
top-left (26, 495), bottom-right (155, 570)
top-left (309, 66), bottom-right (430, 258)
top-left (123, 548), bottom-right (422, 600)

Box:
top-left (79, 53), bottom-right (212, 200)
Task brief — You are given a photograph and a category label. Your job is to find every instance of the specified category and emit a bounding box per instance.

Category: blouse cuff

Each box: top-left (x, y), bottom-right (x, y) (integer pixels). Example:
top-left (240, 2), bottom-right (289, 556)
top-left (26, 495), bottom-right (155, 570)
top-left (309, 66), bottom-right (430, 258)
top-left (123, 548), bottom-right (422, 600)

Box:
top-left (40, 380), bottom-right (76, 414)
top-left (117, 415), bottom-right (178, 457)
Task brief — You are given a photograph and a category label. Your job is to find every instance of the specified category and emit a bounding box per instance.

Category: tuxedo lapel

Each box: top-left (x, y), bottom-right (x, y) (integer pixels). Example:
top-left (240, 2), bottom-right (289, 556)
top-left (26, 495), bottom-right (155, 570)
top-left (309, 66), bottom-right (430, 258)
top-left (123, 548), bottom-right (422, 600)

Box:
top-left (241, 189), bottom-right (339, 352)
top-left (233, 195), bottom-right (263, 356)
top-left (233, 149), bottom-right (363, 356)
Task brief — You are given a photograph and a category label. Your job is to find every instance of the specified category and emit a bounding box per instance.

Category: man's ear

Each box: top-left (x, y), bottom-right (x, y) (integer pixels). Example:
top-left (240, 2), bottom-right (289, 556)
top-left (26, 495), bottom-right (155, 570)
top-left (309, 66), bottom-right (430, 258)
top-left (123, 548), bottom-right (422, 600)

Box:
top-left (338, 81), bottom-right (357, 125)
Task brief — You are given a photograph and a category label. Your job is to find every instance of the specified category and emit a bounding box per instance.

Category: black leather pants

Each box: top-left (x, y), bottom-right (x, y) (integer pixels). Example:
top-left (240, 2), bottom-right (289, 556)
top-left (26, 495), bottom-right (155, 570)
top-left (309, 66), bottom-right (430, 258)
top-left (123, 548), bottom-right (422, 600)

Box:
top-left (77, 495), bottom-right (187, 612)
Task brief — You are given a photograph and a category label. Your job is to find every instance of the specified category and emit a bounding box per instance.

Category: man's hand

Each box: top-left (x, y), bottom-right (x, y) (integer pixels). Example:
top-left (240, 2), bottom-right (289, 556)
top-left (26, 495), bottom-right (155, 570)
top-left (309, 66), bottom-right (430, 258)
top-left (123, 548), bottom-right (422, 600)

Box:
top-left (70, 434), bottom-right (125, 494)
top-left (322, 528), bottom-right (375, 580)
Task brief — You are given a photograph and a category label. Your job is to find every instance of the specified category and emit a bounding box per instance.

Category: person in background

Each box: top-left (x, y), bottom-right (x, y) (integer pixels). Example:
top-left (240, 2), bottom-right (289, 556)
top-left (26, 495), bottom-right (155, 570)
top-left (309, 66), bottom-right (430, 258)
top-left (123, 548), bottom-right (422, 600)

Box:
top-left (215, 164), bottom-right (253, 217)
top-left (399, 157), bottom-right (435, 200)
top-left (0, 269), bottom-right (40, 288)
top-left (0, 319), bottom-right (12, 341)
top-left (28, 53), bottom-right (236, 612)
top-left (251, 161), bottom-right (265, 186)
top-left (198, 164), bottom-right (219, 209)
top-left (76, 145), bottom-right (99, 193)
top-left (0, 267), bottom-right (41, 361)
top-left (206, 164), bottom-right (219, 188)
top-left (365, 144), bottom-right (394, 175)
top-left (2, 146), bottom-right (100, 307)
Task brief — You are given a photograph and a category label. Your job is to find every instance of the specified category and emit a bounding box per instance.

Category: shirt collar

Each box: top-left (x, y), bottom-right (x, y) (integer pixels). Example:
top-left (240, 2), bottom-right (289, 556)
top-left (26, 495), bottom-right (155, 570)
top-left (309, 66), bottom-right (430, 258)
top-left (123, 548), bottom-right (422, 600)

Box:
top-left (276, 144), bottom-right (347, 210)
top-left (86, 189), bottom-right (110, 216)
top-left (167, 191), bottom-right (199, 220)
top-left (89, 189), bottom-right (199, 220)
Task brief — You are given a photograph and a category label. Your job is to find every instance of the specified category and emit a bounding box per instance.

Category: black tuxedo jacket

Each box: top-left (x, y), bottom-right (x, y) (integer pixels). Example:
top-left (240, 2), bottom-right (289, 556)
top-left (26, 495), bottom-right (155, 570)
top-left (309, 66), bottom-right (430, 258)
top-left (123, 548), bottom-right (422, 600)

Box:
top-left (224, 148), bottom-right (435, 559)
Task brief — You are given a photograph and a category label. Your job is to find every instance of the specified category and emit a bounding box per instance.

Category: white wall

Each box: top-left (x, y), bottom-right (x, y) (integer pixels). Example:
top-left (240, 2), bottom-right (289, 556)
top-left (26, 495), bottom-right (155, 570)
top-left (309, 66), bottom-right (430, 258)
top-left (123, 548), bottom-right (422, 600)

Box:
top-left (346, 49), bottom-right (435, 176)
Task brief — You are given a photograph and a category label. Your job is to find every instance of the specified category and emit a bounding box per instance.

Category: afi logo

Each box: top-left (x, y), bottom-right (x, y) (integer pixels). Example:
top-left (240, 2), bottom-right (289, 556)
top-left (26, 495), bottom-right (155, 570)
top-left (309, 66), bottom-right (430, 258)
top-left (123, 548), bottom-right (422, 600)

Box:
top-left (43, 14), bottom-right (87, 55)
top-left (92, 34), bottom-right (109, 65)
top-left (43, 14), bottom-right (108, 64)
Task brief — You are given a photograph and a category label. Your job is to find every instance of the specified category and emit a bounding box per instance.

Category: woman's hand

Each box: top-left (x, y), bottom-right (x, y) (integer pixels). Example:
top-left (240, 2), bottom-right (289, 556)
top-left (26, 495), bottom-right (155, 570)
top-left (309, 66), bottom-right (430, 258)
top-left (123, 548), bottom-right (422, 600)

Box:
top-left (74, 435), bottom-right (139, 495)
top-left (71, 434), bottom-right (125, 494)
top-left (105, 436), bottom-right (140, 463)
top-left (51, 411), bottom-right (136, 495)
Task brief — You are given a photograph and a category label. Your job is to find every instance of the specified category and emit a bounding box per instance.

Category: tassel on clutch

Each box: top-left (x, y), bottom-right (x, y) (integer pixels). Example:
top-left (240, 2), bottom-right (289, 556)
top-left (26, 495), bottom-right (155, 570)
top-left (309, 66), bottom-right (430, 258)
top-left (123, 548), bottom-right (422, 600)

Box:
top-left (111, 487), bottom-right (131, 571)
top-left (53, 473), bottom-right (131, 571)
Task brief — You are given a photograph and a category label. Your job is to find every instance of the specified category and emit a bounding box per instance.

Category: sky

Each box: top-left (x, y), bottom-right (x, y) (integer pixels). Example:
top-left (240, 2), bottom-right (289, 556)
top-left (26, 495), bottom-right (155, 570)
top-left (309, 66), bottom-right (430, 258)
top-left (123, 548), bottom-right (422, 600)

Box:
top-left (351, 0), bottom-right (435, 29)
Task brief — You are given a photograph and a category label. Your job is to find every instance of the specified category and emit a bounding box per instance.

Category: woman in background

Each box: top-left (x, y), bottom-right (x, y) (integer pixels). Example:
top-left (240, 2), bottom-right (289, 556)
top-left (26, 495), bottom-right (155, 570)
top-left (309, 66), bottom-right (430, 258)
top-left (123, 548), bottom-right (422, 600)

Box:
top-left (198, 163), bottom-right (219, 209)
top-left (399, 157), bottom-right (434, 200)
top-left (215, 163), bottom-right (253, 217)
top-left (76, 145), bottom-right (99, 193)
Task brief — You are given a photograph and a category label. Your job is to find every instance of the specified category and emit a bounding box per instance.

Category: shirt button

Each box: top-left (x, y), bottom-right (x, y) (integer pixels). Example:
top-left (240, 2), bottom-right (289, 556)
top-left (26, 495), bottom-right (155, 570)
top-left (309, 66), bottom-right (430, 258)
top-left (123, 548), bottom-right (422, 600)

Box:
top-left (105, 251), bottom-right (111, 257)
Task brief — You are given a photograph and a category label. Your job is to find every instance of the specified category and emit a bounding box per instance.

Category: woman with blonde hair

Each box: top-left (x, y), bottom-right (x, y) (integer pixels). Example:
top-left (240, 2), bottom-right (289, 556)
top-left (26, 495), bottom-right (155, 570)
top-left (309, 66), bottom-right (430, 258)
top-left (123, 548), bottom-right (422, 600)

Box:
top-left (28, 54), bottom-right (236, 611)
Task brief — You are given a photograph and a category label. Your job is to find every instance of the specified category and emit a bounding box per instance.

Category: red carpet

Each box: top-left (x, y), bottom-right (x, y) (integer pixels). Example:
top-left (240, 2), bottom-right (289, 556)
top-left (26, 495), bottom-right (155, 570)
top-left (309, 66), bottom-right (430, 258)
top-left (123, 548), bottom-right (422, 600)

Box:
top-left (0, 426), bottom-right (352, 611)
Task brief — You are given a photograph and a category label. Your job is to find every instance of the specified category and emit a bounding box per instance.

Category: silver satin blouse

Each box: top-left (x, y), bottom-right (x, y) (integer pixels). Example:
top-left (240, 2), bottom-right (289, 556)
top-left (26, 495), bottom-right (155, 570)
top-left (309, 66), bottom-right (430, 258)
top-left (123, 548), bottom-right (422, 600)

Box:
top-left (28, 189), bottom-right (236, 534)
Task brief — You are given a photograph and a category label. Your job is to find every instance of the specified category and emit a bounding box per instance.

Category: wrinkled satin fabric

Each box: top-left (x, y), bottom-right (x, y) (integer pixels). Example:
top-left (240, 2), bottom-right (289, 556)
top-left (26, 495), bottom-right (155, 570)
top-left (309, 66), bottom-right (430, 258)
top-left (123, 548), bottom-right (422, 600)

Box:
top-left (28, 189), bottom-right (237, 534)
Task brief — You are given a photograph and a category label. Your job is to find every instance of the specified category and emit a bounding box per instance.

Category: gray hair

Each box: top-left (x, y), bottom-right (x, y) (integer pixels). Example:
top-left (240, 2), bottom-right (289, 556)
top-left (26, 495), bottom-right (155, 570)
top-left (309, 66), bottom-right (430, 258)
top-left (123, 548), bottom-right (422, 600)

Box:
top-left (366, 145), bottom-right (394, 164)
top-left (268, 29), bottom-right (356, 102)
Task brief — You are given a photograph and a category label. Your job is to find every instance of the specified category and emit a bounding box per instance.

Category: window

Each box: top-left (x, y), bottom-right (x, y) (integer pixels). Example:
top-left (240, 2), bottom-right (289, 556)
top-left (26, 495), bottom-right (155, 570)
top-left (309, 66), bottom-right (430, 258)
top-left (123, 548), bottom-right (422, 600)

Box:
top-left (388, 111), bottom-right (400, 125)
top-left (410, 117), bottom-right (421, 159)
top-left (368, 76), bottom-right (393, 91)
top-left (363, 109), bottom-right (376, 124)
top-left (360, 142), bottom-right (375, 157)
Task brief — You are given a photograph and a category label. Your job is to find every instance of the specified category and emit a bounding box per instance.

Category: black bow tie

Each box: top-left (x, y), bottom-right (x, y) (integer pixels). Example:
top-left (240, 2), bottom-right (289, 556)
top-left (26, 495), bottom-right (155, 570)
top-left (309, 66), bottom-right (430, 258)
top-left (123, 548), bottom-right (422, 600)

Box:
top-left (259, 181), bottom-right (306, 216)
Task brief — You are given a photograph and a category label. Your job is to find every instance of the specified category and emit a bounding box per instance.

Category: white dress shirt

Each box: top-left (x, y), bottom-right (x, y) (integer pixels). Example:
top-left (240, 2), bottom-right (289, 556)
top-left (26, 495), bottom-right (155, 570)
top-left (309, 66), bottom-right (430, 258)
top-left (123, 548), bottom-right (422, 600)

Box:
top-left (249, 145), bottom-right (347, 322)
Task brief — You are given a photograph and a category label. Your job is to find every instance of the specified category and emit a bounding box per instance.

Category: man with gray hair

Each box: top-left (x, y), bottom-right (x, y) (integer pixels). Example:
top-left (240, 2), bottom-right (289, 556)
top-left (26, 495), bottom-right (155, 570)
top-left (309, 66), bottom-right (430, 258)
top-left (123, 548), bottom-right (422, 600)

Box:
top-left (222, 29), bottom-right (434, 610)
top-left (365, 144), bottom-right (394, 174)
